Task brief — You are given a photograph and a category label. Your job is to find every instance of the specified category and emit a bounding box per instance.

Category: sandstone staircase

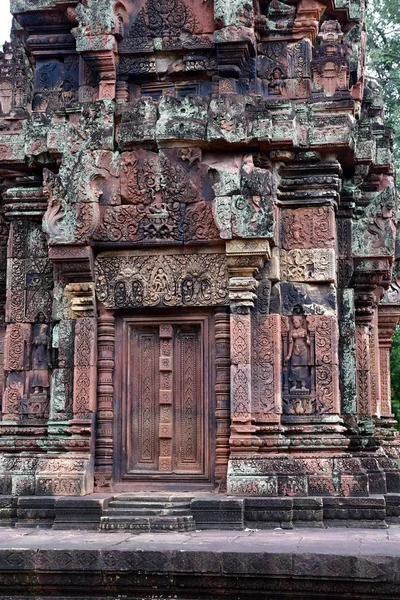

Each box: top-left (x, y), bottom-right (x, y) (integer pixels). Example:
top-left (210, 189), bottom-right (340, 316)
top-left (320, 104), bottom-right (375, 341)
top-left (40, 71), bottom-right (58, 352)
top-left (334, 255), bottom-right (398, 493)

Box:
top-left (100, 494), bottom-right (196, 532)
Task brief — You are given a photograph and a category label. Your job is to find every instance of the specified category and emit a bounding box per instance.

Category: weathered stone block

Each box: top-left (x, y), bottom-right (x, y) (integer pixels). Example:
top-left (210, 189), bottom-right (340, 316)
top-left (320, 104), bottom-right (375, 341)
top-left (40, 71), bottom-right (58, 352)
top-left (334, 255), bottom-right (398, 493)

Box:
top-left (191, 498), bottom-right (244, 530)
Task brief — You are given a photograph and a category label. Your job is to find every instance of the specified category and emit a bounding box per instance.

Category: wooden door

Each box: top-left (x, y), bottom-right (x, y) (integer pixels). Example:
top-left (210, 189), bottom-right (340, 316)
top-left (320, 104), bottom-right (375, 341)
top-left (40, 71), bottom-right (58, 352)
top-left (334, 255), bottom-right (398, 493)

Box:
top-left (116, 315), bottom-right (213, 487)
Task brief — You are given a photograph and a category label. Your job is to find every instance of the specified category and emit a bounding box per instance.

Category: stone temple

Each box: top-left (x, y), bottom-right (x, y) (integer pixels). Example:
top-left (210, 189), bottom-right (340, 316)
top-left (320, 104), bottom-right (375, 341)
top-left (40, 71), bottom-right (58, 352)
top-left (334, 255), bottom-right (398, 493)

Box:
top-left (0, 0), bottom-right (400, 530)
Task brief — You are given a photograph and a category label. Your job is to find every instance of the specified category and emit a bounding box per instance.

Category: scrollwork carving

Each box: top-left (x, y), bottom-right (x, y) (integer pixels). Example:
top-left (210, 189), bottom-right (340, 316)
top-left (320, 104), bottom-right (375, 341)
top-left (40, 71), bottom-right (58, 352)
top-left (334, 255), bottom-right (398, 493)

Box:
top-left (120, 0), bottom-right (202, 53)
top-left (95, 252), bottom-right (229, 309)
top-left (94, 149), bottom-right (219, 244)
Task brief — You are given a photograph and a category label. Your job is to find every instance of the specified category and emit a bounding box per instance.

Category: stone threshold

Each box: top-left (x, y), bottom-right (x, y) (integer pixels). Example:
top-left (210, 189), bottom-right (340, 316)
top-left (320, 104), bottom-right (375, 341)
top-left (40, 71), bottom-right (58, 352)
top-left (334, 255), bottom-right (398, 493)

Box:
top-left (1, 493), bottom-right (400, 531)
top-left (0, 526), bottom-right (400, 599)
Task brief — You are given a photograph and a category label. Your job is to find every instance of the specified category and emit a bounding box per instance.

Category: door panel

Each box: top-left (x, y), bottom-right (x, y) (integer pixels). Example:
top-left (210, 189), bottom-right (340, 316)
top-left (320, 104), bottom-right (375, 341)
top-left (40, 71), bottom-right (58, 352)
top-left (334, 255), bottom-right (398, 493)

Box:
top-left (174, 327), bottom-right (203, 473)
top-left (129, 328), bottom-right (159, 471)
top-left (117, 315), bottom-right (213, 486)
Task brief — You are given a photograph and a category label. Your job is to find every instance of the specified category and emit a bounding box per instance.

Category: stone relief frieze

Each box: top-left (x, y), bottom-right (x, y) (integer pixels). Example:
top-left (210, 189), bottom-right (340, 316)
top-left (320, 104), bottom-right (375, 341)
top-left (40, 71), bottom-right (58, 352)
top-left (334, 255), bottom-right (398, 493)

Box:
top-left (94, 252), bottom-right (229, 309)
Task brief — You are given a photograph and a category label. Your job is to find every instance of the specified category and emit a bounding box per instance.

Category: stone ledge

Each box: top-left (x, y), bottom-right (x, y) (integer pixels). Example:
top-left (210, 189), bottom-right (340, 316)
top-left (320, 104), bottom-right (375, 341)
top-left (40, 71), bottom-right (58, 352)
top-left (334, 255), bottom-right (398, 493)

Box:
top-left (1, 494), bottom-right (400, 531)
top-left (0, 527), bottom-right (399, 598)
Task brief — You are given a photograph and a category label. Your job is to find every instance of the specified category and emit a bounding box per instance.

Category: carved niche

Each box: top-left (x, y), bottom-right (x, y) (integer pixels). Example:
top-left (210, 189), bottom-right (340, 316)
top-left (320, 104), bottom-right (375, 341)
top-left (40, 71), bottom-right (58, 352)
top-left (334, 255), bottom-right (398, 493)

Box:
top-left (33, 55), bottom-right (79, 112)
top-left (312, 21), bottom-right (350, 98)
top-left (94, 252), bottom-right (229, 309)
top-left (282, 308), bottom-right (339, 416)
top-left (0, 41), bottom-right (32, 117)
top-left (93, 148), bottom-right (220, 245)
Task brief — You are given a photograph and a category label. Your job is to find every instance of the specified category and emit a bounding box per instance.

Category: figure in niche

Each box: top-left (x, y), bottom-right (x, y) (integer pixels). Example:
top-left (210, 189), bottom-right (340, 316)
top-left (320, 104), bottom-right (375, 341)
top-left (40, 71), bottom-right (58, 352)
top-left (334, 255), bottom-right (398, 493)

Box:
top-left (268, 68), bottom-right (286, 96)
top-left (29, 322), bottom-right (51, 395)
top-left (285, 315), bottom-right (311, 392)
top-left (368, 201), bottom-right (396, 249)
top-left (0, 81), bottom-right (13, 115)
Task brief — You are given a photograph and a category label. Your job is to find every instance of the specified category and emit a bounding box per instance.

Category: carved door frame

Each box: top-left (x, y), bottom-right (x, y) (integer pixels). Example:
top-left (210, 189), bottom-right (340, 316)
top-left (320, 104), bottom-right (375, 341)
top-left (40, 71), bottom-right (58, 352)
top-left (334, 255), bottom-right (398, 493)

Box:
top-left (113, 309), bottom-right (218, 491)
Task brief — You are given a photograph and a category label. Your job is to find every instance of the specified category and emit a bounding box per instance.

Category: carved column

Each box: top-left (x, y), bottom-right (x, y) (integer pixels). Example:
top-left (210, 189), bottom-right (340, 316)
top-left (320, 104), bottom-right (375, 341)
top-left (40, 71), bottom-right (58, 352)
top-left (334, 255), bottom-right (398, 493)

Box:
top-left (72, 315), bottom-right (97, 422)
top-left (355, 318), bottom-right (372, 419)
top-left (369, 299), bottom-right (400, 467)
top-left (0, 188), bottom-right (50, 496)
top-left (369, 311), bottom-right (382, 416)
top-left (226, 240), bottom-right (270, 447)
top-left (378, 313), bottom-right (395, 417)
top-left (34, 246), bottom-right (98, 496)
top-left (352, 260), bottom-right (391, 426)
top-left (375, 294), bottom-right (400, 450)
top-left (215, 307), bottom-right (230, 492)
top-left (94, 311), bottom-right (115, 492)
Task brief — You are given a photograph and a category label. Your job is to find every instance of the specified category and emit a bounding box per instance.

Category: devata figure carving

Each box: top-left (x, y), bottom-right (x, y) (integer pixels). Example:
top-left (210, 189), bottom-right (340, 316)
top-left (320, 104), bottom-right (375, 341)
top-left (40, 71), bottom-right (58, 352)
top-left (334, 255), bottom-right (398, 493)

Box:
top-left (285, 315), bottom-right (311, 393)
top-left (29, 324), bottom-right (50, 396)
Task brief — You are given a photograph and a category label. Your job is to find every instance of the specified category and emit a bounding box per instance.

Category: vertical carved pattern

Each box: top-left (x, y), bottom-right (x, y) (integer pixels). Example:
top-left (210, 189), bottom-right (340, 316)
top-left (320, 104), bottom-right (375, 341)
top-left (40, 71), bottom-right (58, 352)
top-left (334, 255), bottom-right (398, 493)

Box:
top-left (139, 334), bottom-right (157, 464)
top-left (252, 271), bottom-right (281, 422)
top-left (175, 325), bottom-right (202, 473)
top-left (159, 324), bottom-right (173, 472)
top-left (379, 345), bottom-right (391, 416)
top-left (215, 308), bottom-right (230, 490)
top-left (314, 316), bottom-right (339, 414)
top-left (73, 317), bottom-right (97, 419)
top-left (231, 309), bottom-right (252, 422)
top-left (369, 320), bottom-right (381, 416)
top-left (4, 323), bottom-right (30, 371)
top-left (356, 324), bottom-right (371, 418)
top-left (180, 330), bottom-right (197, 464)
top-left (94, 313), bottom-right (115, 490)
top-left (0, 315), bottom-right (6, 402)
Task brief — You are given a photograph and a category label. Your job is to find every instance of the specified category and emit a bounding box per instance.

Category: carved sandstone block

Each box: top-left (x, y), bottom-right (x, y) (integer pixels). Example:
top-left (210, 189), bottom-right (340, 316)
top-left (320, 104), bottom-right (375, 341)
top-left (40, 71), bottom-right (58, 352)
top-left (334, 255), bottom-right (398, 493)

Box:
top-left (281, 249), bottom-right (336, 282)
top-left (281, 207), bottom-right (336, 250)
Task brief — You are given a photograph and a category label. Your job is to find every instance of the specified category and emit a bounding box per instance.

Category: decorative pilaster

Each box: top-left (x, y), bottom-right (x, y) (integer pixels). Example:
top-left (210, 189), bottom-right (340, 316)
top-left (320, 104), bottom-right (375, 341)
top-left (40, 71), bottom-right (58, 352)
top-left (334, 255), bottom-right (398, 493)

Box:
top-left (375, 284), bottom-right (400, 453)
top-left (214, 308), bottom-right (230, 492)
top-left (94, 312), bottom-right (115, 492)
top-left (227, 240), bottom-right (270, 445)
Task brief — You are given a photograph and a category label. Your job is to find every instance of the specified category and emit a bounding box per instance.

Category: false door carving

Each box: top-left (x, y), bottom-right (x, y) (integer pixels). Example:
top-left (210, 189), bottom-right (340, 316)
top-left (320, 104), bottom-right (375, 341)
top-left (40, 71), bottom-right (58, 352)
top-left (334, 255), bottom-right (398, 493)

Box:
top-left (116, 314), bottom-right (214, 487)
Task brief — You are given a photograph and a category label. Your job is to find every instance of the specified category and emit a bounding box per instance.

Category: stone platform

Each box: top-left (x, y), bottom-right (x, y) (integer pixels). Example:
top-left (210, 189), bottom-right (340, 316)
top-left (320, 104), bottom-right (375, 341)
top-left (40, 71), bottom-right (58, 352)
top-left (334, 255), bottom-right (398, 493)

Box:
top-left (2, 493), bottom-right (400, 531)
top-left (0, 526), bottom-right (400, 599)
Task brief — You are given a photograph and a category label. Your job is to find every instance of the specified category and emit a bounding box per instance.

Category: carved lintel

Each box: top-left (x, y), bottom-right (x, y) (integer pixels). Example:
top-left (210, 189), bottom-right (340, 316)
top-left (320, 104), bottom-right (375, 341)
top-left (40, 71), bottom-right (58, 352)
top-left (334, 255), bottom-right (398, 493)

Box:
top-left (95, 252), bottom-right (229, 309)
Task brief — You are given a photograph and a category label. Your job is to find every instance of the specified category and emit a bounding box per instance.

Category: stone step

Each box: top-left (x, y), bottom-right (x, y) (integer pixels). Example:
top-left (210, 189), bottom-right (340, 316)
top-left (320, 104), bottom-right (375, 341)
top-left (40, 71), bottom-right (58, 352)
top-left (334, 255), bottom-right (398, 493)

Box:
top-left (107, 501), bottom-right (191, 510)
top-left (103, 507), bottom-right (192, 517)
top-left (114, 494), bottom-right (194, 503)
top-left (100, 514), bottom-right (195, 533)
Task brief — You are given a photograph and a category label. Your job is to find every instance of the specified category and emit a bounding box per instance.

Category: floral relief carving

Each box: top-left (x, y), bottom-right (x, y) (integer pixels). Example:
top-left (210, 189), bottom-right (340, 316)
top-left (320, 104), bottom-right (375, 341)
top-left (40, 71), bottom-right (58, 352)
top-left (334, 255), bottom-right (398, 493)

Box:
top-left (120, 0), bottom-right (203, 53)
top-left (281, 207), bottom-right (335, 250)
top-left (95, 253), bottom-right (229, 309)
top-left (93, 149), bottom-right (220, 244)
top-left (281, 249), bottom-right (335, 282)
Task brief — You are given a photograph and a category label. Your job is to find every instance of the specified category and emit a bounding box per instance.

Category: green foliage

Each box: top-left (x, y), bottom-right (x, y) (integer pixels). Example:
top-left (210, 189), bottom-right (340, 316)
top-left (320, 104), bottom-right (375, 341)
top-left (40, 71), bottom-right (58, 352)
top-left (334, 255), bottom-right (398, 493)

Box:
top-left (367, 0), bottom-right (400, 177)
top-left (390, 326), bottom-right (400, 428)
